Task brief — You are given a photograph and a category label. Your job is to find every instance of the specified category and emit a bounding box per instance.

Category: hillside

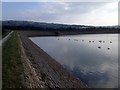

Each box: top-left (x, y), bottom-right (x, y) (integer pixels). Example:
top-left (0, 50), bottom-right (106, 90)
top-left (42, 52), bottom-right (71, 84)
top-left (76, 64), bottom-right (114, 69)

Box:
top-left (2, 20), bottom-right (119, 34)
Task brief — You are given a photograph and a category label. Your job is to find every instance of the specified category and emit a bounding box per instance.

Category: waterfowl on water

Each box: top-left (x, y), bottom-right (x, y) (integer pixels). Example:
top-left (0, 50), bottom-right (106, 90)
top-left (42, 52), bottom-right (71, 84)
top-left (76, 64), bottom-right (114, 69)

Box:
top-left (107, 48), bottom-right (110, 50)
top-left (74, 39), bottom-right (78, 41)
top-left (98, 46), bottom-right (101, 49)
top-left (99, 41), bottom-right (102, 43)
top-left (89, 41), bottom-right (91, 43)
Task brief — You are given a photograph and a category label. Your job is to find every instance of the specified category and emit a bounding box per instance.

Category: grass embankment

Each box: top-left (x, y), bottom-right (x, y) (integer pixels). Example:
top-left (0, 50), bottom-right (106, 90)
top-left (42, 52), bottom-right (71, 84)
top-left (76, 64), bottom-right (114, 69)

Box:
top-left (2, 32), bottom-right (23, 88)
top-left (0, 46), bottom-right (2, 89)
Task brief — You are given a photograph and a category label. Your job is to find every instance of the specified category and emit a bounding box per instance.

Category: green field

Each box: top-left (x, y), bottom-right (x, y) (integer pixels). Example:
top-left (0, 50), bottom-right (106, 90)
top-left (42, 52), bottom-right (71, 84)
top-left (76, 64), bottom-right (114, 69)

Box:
top-left (2, 32), bottom-right (23, 88)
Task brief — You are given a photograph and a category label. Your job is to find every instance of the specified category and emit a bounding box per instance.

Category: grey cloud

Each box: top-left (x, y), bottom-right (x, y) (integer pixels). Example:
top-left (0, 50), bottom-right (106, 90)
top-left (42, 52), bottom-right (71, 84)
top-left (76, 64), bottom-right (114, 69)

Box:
top-left (3, 2), bottom-right (117, 25)
top-left (20, 2), bottom-right (107, 22)
top-left (38, 2), bottom-right (106, 15)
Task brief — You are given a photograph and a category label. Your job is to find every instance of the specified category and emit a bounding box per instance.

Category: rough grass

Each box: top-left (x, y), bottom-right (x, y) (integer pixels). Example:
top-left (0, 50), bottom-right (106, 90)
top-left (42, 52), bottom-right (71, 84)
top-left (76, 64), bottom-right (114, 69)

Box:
top-left (0, 46), bottom-right (2, 89)
top-left (2, 32), bottom-right (23, 88)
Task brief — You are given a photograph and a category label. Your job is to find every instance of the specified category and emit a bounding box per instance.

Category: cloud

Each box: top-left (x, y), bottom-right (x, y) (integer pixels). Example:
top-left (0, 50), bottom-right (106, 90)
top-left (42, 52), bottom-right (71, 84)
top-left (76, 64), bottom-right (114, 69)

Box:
top-left (2, 2), bottom-right (118, 26)
top-left (1, 0), bottom-right (119, 2)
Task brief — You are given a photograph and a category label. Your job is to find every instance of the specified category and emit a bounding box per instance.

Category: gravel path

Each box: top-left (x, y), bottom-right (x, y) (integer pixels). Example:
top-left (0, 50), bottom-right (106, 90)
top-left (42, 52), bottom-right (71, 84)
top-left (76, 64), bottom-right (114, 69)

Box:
top-left (0, 31), bottom-right (13, 46)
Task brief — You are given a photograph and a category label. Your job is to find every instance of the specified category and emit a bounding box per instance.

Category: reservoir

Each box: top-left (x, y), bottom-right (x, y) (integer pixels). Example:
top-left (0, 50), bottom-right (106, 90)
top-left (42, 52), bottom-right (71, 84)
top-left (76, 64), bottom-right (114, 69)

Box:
top-left (30, 34), bottom-right (118, 88)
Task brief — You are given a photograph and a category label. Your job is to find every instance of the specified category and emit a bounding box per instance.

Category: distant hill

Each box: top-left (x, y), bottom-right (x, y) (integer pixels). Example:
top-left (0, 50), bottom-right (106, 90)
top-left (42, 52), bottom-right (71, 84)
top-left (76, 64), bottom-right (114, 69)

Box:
top-left (2, 20), bottom-right (119, 34)
top-left (2, 20), bottom-right (95, 30)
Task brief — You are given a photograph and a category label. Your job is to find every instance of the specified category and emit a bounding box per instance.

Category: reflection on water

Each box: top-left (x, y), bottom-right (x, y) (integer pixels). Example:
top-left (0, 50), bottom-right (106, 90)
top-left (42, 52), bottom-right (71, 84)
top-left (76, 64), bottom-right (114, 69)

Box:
top-left (30, 34), bottom-right (118, 88)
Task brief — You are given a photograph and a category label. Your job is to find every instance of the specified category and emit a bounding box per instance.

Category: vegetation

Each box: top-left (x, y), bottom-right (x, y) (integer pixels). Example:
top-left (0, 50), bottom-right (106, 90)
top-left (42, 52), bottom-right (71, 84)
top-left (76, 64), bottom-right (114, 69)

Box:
top-left (0, 46), bottom-right (2, 89)
top-left (2, 32), bottom-right (23, 88)
top-left (2, 21), bottom-right (119, 34)
top-left (2, 30), bottom-right (11, 38)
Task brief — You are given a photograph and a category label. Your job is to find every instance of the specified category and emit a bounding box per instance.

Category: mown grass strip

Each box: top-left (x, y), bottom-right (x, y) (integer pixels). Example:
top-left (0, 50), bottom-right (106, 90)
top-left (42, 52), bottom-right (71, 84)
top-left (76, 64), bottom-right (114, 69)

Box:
top-left (2, 32), bottom-right (23, 88)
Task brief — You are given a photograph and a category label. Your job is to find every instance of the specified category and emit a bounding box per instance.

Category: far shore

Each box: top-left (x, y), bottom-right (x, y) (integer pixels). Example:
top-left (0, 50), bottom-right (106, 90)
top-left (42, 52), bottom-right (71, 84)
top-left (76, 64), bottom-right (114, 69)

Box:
top-left (16, 29), bottom-right (119, 38)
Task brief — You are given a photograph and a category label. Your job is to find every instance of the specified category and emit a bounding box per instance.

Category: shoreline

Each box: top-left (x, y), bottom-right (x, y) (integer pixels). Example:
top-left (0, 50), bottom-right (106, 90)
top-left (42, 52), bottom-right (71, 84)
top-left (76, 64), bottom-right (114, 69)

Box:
top-left (17, 30), bottom-right (119, 37)
top-left (18, 31), bottom-right (88, 88)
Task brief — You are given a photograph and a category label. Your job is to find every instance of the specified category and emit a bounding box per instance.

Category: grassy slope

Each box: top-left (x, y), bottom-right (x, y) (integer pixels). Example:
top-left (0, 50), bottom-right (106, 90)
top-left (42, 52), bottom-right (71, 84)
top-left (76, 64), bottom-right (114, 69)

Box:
top-left (0, 46), bottom-right (2, 89)
top-left (2, 32), bottom-right (23, 88)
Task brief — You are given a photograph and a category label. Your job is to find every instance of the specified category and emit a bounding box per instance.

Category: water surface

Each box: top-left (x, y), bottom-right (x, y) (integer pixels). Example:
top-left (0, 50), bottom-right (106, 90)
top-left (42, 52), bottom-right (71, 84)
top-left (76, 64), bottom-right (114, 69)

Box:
top-left (30, 34), bottom-right (118, 88)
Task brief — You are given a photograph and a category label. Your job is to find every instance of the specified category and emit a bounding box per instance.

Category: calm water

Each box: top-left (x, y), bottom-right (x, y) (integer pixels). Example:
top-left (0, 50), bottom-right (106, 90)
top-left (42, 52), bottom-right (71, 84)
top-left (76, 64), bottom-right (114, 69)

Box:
top-left (30, 34), bottom-right (118, 88)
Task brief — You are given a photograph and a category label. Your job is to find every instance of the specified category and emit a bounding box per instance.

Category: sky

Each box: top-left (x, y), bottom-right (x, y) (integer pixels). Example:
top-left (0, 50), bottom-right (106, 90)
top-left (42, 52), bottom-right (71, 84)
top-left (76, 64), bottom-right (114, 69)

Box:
top-left (2, 1), bottom-right (119, 26)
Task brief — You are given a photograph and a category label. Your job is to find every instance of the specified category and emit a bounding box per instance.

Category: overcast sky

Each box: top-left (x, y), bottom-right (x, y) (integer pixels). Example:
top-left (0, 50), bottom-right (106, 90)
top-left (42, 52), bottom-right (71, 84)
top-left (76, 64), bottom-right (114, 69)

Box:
top-left (2, 1), bottom-right (118, 26)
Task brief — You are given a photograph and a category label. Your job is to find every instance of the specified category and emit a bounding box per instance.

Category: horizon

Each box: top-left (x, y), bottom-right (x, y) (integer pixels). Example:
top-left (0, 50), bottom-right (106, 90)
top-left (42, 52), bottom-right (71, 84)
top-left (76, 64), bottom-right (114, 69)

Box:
top-left (2, 2), bottom-right (118, 26)
top-left (2, 20), bottom-right (119, 27)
